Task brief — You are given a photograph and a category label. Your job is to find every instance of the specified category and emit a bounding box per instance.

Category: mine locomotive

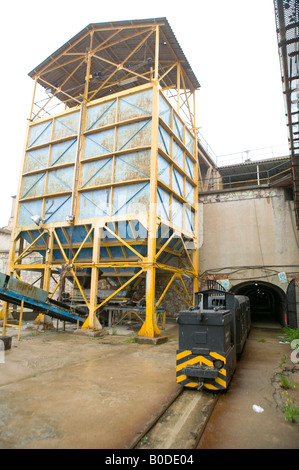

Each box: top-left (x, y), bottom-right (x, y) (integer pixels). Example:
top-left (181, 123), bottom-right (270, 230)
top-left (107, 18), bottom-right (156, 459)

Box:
top-left (176, 289), bottom-right (250, 391)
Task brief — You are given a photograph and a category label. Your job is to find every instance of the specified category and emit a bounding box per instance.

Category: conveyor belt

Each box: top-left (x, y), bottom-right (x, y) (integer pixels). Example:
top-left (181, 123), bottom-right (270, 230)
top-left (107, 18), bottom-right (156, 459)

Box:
top-left (0, 273), bottom-right (86, 325)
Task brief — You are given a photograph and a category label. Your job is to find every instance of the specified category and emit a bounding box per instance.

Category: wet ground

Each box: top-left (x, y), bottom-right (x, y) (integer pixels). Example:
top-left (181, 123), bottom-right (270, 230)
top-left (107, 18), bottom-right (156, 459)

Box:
top-left (198, 325), bottom-right (299, 449)
top-left (0, 320), bottom-right (298, 449)
top-left (0, 322), bottom-right (180, 449)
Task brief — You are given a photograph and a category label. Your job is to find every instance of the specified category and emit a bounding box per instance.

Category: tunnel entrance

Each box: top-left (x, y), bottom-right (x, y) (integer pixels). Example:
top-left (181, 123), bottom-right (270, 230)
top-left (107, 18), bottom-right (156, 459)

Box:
top-left (230, 281), bottom-right (286, 327)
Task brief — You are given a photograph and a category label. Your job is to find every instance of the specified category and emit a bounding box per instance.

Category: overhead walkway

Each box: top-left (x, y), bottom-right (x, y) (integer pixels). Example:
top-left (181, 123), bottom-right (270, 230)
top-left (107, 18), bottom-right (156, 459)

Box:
top-left (0, 273), bottom-right (86, 325)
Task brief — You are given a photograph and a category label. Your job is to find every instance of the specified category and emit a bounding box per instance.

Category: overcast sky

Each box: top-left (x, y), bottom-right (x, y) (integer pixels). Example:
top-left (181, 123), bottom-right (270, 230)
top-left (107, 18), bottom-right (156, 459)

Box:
top-left (0, 0), bottom-right (289, 227)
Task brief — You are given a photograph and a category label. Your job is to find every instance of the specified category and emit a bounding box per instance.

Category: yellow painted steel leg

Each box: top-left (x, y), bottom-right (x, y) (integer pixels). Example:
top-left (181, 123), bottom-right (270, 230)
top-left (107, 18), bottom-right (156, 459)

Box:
top-left (34, 229), bottom-right (54, 326)
top-left (82, 226), bottom-right (102, 330)
top-left (81, 265), bottom-right (102, 330)
top-left (138, 81), bottom-right (160, 338)
top-left (138, 266), bottom-right (160, 337)
top-left (17, 300), bottom-right (24, 341)
top-left (2, 302), bottom-right (8, 336)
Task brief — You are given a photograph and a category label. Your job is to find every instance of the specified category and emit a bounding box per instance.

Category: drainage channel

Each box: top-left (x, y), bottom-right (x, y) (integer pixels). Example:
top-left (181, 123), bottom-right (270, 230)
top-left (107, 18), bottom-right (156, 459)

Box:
top-left (132, 389), bottom-right (219, 450)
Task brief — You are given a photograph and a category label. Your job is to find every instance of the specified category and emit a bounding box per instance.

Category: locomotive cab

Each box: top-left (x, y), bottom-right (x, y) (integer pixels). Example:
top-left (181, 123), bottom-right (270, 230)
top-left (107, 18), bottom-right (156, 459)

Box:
top-left (176, 289), bottom-right (250, 391)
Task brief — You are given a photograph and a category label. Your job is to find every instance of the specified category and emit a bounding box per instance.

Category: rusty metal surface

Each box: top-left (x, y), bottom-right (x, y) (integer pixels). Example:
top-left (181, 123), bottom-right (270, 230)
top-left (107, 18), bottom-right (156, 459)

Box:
top-left (81, 158), bottom-right (113, 188)
top-left (112, 182), bottom-right (150, 215)
top-left (118, 89), bottom-right (153, 122)
top-left (84, 128), bottom-right (115, 158)
top-left (20, 87), bottom-right (195, 232)
top-left (6, 276), bottom-right (49, 303)
top-left (52, 112), bottom-right (79, 140)
top-left (28, 121), bottom-right (53, 148)
top-left (25, 147), bottom-right (49, 172)
top-left (46, 167), bottom-right (74, 194)
top-left (116, 120), bottom-right (152, 151)
top-left (114, 150), bottom-right (151, 182)
top-left (21, 173), bottom-right (46, 199)
top-left (50, 139), bottom-right (77, 166)
top-left (0, 272), bottom-right (7, 289)
top-left (86, 99), bottom-right (117, 131)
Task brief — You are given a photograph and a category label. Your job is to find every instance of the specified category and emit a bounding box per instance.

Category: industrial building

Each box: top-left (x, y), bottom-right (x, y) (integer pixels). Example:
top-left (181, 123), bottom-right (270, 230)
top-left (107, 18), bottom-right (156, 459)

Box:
top-left (1, 6), bottom-right (299, 341)
top-left (0, 3), bottom-right (299, 450)
top-left (1, 18), bottom-right (214, 339)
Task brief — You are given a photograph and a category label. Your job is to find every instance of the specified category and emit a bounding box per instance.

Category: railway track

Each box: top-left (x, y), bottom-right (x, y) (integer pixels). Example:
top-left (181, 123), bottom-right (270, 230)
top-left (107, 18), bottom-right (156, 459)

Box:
top-left (132, 388), bottom-right (219, 449)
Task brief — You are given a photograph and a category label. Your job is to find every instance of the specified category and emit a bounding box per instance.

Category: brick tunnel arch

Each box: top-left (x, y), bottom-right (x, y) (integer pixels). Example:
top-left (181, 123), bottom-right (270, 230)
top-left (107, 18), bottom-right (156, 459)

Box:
top-left (229, 281), bottom-right (286, 326)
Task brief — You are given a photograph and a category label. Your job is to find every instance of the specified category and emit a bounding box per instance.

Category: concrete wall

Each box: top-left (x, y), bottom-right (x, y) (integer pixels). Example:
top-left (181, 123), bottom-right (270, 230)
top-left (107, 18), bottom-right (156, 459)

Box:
top-left (198, 187), bottom-right (299, 297)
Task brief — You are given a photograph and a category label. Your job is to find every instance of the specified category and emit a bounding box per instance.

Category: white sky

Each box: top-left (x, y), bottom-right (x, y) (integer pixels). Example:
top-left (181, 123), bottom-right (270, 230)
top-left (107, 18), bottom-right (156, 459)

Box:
top-left (0, 0), bottom-right (289, 227)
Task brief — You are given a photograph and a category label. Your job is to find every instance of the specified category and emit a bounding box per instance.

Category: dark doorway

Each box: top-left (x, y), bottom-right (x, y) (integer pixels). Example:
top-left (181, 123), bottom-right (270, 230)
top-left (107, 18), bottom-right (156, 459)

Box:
top-left (286, 279), bottom-right (297, 329)
top-left (230, 281), bottom-right (286, 327)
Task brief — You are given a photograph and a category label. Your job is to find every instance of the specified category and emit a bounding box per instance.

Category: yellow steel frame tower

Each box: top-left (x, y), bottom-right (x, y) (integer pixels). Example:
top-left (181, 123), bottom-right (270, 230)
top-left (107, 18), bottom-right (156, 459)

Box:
top-left (5, 19), bottom-right (200, 338)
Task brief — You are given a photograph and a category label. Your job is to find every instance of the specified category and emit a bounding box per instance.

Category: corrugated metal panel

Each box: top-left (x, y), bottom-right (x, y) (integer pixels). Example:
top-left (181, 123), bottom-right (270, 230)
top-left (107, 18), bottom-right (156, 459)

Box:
top-left (28, 18), bottom-right (200, 106)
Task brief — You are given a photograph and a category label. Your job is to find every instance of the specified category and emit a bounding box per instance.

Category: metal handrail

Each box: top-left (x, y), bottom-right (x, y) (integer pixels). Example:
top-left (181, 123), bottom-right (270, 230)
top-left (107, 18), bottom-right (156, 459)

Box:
top-left (200, 163), bottom-right (292, 191)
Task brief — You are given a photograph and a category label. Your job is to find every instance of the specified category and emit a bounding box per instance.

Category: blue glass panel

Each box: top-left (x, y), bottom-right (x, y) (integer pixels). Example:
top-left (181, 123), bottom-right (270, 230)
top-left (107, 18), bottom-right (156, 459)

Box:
top-left (173, 113), bottom-right (184, 142)
top-left (158, 125), bottom-right (171, 155)
top-left (86, 100), bottom-right (117, 130)
top-left (18, 199), bottom-right (43, 226)
top-left (79, 188), bottom-right (111, 219)
top-left (50, 139), bottom-right (77, 166)
top-left (84, 128), bottom-right (115, 158)
top-left (47, 167), bottom-right (74, 194)
top-left (28, 121), bottom-right (53, 147)
top-left (157, 154), bottom-right (170, 186)
top-left (44, 195), bottom-right (72, 223)
top-left (172, 168), bottom-right (184, 198)
top-left (53, 112), bottom-right (79, 139)
top-left (159, 95), bottom-right (171, 128)
top-left (185, 155), bottom-right (194, 179)
top-left (118, 89), bottom-right (152, 122)
top-left (21, 173), bottom-right (46, 198)
top-left (81, 158), bottom-right (113, 188)
top-left (185, 206), bottom-right (195, 234)
top-left (185, 180), bottom-right (194, 205)
top-left (25, 147), bottom-right (49, 172)
top-left (114, 150), bottom-right (151, 182)
top-left (116, 120), bottom-right (151, 151)
top-left (172, 140), bottom-right (184, 169)
top-left (172, 197), bottom-right (183, 228)
top-left (157, 186), bottom-right (170, 220)
top-left (113, 182), bottom-right (150, 215)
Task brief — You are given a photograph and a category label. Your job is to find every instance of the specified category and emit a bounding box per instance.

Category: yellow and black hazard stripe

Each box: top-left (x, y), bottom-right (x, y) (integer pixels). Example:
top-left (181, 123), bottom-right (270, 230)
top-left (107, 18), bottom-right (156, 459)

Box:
top-left (176, 350), bottom-right (227, 390)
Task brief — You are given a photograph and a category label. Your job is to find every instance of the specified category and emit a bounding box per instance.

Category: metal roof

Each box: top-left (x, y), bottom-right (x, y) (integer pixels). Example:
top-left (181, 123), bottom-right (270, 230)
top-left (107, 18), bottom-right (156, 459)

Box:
top-left (28, 18), bottom-right (200, 106)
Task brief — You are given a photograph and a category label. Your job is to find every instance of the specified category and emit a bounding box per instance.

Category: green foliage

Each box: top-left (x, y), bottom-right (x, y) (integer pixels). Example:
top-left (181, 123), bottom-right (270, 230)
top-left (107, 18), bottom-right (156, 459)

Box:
top-left (124, 333), bottom-right (138, 343)
top-left (281, 393), bottom-right (299, 423)
top-left (282, 326), bottom-right (299, 344)
top-left (279, 373), bottom-right (294, 389)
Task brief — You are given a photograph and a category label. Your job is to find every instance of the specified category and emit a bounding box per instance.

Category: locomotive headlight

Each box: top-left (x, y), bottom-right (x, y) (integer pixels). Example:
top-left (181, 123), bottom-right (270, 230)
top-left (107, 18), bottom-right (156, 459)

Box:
top-left (214, 360), bottom-right (224, 370)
